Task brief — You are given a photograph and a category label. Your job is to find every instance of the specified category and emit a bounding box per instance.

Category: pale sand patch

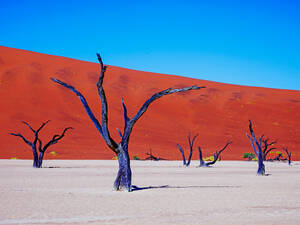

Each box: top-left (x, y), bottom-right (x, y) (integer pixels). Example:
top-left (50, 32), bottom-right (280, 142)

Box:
top-left (0, 160), bottom-right (299, 225)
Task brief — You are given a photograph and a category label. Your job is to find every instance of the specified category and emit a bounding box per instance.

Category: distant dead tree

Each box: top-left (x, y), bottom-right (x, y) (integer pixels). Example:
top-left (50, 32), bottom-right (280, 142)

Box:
top-left (176, 134), bottom-right (198, 167)
top-left (10, 120), bottom-right (72, 168)
top-left (284, 147), bottom-right (292, 165)
top-left (51, 53), bottom-right (204, 192)
top-left (272, 151), bottom-right (284, 161)
top-left (198, 142), bottom-right (231, 167)
top-left (145, 148), bottom-right (166, 161)
top-left (246, 120), bottom-right (266, 175)
top-left (261, 138), bottom-right (277, 161)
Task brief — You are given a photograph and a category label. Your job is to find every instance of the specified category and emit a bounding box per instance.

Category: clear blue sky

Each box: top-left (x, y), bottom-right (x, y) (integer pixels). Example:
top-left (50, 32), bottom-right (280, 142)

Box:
top-left (1, 0), bottom-right (299, 90)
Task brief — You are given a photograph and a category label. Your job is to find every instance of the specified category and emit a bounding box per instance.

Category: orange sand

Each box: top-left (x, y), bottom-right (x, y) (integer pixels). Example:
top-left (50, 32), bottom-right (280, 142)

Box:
top-left (0, 46), bottom-right (300, 160)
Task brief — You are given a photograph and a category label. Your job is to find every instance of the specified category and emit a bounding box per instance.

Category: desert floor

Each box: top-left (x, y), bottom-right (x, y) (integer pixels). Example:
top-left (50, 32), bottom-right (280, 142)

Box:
top-left (0, 160), bottom-right (299, 225)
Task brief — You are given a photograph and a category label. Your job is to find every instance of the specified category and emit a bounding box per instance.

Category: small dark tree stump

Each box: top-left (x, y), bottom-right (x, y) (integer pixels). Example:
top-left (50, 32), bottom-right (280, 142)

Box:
top-left (145, 149), bottom-right (166, 161)
top-left (284, 147), bottom-right (292, 165)
top-left (198, 142), bottom-right (231, 167)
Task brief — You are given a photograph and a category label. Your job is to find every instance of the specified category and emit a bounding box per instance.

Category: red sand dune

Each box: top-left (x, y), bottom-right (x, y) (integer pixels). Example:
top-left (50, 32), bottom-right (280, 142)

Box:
top-left (1, 46), bottom-right (300, 160)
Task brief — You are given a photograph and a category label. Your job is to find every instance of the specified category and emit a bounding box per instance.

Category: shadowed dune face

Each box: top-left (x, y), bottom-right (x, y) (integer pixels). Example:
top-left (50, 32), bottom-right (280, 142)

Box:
top-left (1, 46), bottom-right (300, 160)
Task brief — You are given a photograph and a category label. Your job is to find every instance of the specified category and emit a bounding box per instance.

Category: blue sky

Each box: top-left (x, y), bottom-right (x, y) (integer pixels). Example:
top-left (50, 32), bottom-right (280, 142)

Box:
top-left (1, 0), bottom-right (299, 90)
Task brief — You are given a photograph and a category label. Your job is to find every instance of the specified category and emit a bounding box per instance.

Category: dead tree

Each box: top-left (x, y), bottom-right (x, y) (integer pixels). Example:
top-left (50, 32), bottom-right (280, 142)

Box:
top-left (273, 152), bottom-right (283, 161)
top-left (51, 53), bottom-right (204, 192)
top-left (284, 147), bottom-right (292, 165)
top-left (261, 138), bottom-right (277, 161)
top-left (176, 134), bottom-right (198, 167)
top-left (10, 121), bottom-right (72, 168)
top-left (198, 142), bottom-right (231, 167)
top-left (145, 149), bottom-right (166, 161)
top-left (246, 120), bottom-right (266, 175)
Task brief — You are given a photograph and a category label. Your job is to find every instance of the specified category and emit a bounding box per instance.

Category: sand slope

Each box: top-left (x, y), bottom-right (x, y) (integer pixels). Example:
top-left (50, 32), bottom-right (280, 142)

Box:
top-left (0, 160), bottom-right (299, 225)
top-left (0, 46), bottom-right (300, 160)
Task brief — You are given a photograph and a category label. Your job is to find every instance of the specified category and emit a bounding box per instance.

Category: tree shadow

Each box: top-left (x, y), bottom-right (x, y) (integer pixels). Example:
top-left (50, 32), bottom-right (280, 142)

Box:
top-left (131, 184), bottom-right (241, 192)
top-left (43, 166), bottom-right (87, 169)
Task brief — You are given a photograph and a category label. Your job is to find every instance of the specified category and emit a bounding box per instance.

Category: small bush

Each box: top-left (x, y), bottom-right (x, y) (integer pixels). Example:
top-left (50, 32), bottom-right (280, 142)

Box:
top-left (133, 155), bottom-right (140, 160)
top-left (50, 151), bottom-right (57, 156)
top-left (243, 152), bottom-right (255, 160)
top-left (203, 156), bottom-right (216, 161)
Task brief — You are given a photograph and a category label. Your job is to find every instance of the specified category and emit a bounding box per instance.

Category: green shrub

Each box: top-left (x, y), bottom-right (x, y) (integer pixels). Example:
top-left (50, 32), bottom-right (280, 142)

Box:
top-left (50, 151), bottom-right (57, 156)
top-left (243, 152), bottom-right (255, 160)
top-left (133, 155), bottom-right (140, 160)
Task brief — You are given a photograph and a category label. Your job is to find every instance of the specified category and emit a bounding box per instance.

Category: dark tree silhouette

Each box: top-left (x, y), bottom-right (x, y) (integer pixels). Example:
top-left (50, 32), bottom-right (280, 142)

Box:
top-left (246, 120), bottom-right (266, 175)
top-left (198, 142), bottom-right (231, 167)
top-left (273, 152), bottom-right (283, 161)
top-left (145, 149), bottom-right (166, 161)
top-left (176, 134), bottom-right (198, 167)
top-left (10, 121), bottom-right (72, 168)
top-left (51, 53), bottom-right (204, 192)
top-left (261, 138), bottom-right (277, 161)
top-left (284, 147), bottom-right (292, 165)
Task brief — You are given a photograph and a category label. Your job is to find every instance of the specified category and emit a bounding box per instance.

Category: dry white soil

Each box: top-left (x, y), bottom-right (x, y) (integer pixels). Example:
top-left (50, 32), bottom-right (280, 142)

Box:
top-left (0, 160), bottom-right (299, 225)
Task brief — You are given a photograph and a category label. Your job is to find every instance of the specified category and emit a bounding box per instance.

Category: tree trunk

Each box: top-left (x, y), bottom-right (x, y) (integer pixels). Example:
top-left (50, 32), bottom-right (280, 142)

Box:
top-left (288, 155), bottom-right (292, 165)
top-left (257, 151), bottom-right (265, 175)
top-left (198, 147), bottom-right (207, 167)
top-left (32, 149), bottom-right (39, 168)
top-left (257, 158), bottom-right (265, 175)
top-left (38, 151), bottom-right (44, 168)
top-left (113, 146), bottom-right (132, 192)
top-left (176, 144), bottom-right (186, 166)
top-left (199, 160), bottom-right (207, 167)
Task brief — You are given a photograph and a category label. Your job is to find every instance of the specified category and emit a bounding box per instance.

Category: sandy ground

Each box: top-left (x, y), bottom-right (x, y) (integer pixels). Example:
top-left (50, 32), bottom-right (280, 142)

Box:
top-left (0, 160), bottom-right (299, 225)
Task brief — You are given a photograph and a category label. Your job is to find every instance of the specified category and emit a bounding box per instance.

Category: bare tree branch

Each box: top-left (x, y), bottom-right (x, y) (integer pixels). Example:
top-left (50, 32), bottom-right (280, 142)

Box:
top-left (96, 53), bottom-right (118, 151)
top-left (186, 134), bottom-right (198, 166)
top-left (177, 144), bottom-right (187, 166)
top-left (121, 98), bottom-right (130, 133)
top-left (41, 127), bottom-right (73, 152)
top-left (116, 128), bottom-right (123, 138)
top-left (22, 121), bottom-right (36, 133)
top-left (51, 78), bottom-right (104, 136)
top-left (9, 133), bottom-right (32, 147)
top-left (261, 138), bottom-right (277, 161)
top-left (51, 77), bottom-right (120, 153)
top-left (36, 120), bottom-right (50, 133)
top-left (122, 86), bottom-right (205, 145)
top-left (246, 133), bottom-right (258, 155)
top-left (205, 141), bottom-right (232, 166)
top-left (33, 120), bottom-right (50, 146)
